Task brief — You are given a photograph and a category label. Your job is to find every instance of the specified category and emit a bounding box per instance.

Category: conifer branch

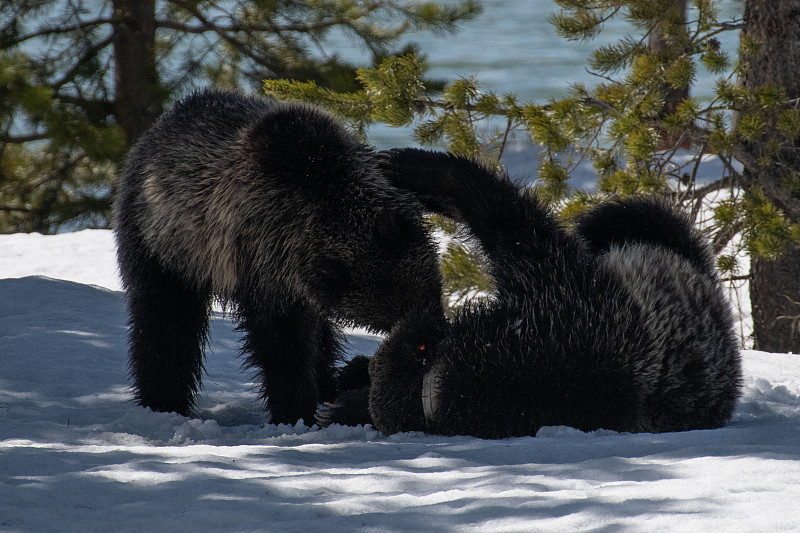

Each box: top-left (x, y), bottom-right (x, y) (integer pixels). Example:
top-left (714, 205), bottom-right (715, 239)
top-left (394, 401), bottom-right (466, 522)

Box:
top-left (49, 35), bottom-right (114, 89)
top-left (1, 18), bottom-right (111, 46)
top-left (712, 220), bottom-right (746, 255)
top-left (0, 133), bottom-right (49, 143)
top-left (165, 0), bottom-right (289, 68)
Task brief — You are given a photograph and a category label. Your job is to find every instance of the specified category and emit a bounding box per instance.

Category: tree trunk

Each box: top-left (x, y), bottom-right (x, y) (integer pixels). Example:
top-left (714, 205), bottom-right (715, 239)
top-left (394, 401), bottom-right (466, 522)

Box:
top-left (111, 0), bottom-right (164, 144)
top-left (741, 0), bottom-right (800, 353)
top-left (751, 243), bottom-right (800, 352)
top-left (650, 0), bottom-right (690, 150)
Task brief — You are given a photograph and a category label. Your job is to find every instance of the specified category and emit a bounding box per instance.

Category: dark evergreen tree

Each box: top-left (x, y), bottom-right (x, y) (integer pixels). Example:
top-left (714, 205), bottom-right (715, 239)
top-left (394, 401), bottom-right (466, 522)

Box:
top-left (0, 0), bottom-right (479, 232)
top-left (737, 0), bottom-right (800, 352)
top-left (267, 0), bottom-right (800, 351)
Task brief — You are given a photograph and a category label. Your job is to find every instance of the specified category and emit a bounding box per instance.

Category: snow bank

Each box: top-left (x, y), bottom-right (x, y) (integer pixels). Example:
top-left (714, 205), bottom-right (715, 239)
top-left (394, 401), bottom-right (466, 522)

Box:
top-left (2, 230), bottom-right (799, 532)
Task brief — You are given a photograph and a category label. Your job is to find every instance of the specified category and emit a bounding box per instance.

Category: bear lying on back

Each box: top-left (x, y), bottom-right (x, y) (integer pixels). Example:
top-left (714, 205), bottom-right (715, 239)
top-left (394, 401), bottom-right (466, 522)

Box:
top-left (114, 91), bottom-right (442, 425)
top-left (320, 148), bottom-right (741, 438)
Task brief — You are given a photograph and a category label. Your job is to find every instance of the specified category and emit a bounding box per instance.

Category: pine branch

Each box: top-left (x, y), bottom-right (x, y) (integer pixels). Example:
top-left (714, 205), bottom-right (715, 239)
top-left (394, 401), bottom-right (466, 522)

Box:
top-left (0, 205), bottom-right (35, 214)
top-left (1, 18), bottom-right (111, 47)
top-left (694, 174), bottom-right (738, 199)
top-left (48, 94), bottom-right (115, 119)
top-left (411, 95), bottom-right (620, 118)
top-left (0, 133), bottom-right (49, 143)
top-left (712, 219), bottom-right (746, 255)
top-left (411, 98), bottom-right (506, 116)
top-left (165, 0), bottom-right (286, 69)
top-left (156, 15), bottom-right (363, 35)
top-left (49, 35), bottom-right (114, 89)
top-left (160, 0), bottom-right (412, 38)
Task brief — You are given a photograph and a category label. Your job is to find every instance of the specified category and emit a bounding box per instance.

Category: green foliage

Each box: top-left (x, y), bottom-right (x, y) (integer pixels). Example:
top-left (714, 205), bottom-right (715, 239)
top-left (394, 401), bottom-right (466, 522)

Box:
top-left (777, 109), bottom-right (800, 140)
top-left (739, 34), bottom-right (761, 57)
top-left (358, 54), bottom-right (428, 126)
top-left (1, 0), bottom-right (481, 232)
top-left (782, 171), bottom-right (800, 195)
top-left (263, 78), bottom-right (374, 136)
top-left (406, 1), bottom-right (483, 33)
top-left (0, 49), bottom-right (126, 232)
top-left (589, 36), bottom-right (648, 74)
top-left (266, 0), bottom-right (800, 310)
top-left (737, 113), bottom-right (766, 142)
top-left (550, 9), bottom-right (607, 42)
top-left (700, 45), bottom-right (730, 75)
top-left (662, 97), bottom-right (700, 134)
top-left (533, 0), bottom-right (800, 272)
top-left (524, 104), bottom-right (570, 152)
top-left (440, 237), bottom-right (494, 310)
top-left (664, 56), bottom-right (696, 90)
top-left (537, 159), bottom-right (571, 204)
top-left (716, 252), bottom-right (739, 277)
top-left (712, 198), bottom-right (743, 228)
top-left (743, 188), bottom-right (797, 259)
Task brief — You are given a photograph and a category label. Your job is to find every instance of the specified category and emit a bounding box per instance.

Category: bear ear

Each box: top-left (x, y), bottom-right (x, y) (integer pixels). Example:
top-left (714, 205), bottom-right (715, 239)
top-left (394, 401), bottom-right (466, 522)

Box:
top-left (241, 103), bottom-right (366, 189)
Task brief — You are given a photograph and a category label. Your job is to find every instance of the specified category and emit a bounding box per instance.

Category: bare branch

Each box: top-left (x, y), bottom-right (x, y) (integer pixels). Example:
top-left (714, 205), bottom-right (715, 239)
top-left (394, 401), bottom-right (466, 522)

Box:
top-left (694, 173), bottom-right (737, 198)
top-left (163, 0), bottom-right (283, 71)
top-left (49, 35), bottom-right (114, 89)
top-left (0, 133), bottom-right (49, 143)
top-left (2, 18), bottom-right (111, 47)
top-left (161, 0), bottom-right (387, 36)
top-left (496, 116), bottom-right (514, 163)
top-left (28, 153), bottom-right (87, 190)
top-left (410, 95), bottom-right (620, 119)
top-left (712, 219), bottom-right (746, 255)
top-left (156, 16), bottom-right (360, 35)
top-left (412, 98), bottom-right (508, 116)
top-left (721, 274), bottom-right (750, 282)
top-left (0, 206), bottom-right (35, 214)
top-left (51, 94), bottom-right (115, 117)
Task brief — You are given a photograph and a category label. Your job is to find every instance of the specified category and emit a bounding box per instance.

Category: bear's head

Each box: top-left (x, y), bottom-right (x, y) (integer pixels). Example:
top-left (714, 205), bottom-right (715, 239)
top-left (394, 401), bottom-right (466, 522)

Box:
top-left (242, 103), bottom-right (444, 333)
top-left (367, 306), bottom-right (449, 434)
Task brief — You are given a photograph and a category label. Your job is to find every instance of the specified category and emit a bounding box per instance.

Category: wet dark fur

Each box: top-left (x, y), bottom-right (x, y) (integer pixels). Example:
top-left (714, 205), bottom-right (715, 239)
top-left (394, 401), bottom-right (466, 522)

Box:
top-left (322, 148), bottom-right (741, 438)
top-left (113, 91), bottom-right (441, 424)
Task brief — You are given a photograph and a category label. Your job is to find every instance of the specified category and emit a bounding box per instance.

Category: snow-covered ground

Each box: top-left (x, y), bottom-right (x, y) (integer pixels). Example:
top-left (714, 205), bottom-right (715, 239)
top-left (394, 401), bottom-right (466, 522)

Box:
top-left (1, 229), bottom-right (799, 532)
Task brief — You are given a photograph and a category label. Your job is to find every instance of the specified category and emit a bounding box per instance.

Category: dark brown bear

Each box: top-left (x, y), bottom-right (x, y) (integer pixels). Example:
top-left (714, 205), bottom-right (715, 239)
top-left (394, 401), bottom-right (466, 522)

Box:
top-left (321, 148), bottom-right (741, 439)
top-left (113, 91), bottom-right (442, 425)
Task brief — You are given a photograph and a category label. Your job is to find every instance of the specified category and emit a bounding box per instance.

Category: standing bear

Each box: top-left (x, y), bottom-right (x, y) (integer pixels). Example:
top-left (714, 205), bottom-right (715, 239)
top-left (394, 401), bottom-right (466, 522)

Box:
top-left (114, 90), bottom-right (442, 425)
top-left (320, 148), bottom-right (742, 438)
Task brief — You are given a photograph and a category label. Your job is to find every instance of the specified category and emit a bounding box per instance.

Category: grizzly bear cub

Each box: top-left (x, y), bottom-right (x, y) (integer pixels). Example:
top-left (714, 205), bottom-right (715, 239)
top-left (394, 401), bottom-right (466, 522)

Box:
top-left (321, 148), bottom-right (741, 439)
top-left (114, 91), bottom-right (442, 425)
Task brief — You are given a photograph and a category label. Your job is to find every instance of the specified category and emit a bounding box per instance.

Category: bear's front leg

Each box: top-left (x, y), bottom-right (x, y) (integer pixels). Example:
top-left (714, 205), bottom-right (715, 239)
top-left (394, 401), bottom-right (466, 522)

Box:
top-left (236, 298), bottom-right (332, 426)
top-left (313, 316), bottom-right (347, 405)
top-left (122, 255), bottom-right (212, 417)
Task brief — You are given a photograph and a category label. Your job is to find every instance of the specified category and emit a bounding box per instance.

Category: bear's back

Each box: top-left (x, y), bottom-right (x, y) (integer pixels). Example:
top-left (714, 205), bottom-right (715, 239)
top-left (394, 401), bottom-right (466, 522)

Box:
top-left (132, 90), bottom-right (272, 180)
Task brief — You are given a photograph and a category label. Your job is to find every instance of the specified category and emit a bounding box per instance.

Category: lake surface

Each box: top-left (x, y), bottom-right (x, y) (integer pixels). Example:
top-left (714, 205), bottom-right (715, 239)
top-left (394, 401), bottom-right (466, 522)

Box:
top-left (323, 0), bottom-right (744, 152)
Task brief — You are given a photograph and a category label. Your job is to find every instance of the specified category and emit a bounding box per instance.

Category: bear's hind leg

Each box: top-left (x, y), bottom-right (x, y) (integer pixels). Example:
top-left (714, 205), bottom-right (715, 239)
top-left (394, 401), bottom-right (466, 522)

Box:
top-left (573, 196), bottom-right (714, 275)
top-left (123, 258), bottom-right (211, 416)
top-left (314, 317), bottom-right (347, 404)
top-left (236, 299), bottom-right (327, 425)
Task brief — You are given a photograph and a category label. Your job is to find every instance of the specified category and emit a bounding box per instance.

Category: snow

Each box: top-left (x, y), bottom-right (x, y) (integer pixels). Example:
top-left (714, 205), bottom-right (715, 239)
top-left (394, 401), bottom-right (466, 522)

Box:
top-left (2, 230), bottom-right (799, 532)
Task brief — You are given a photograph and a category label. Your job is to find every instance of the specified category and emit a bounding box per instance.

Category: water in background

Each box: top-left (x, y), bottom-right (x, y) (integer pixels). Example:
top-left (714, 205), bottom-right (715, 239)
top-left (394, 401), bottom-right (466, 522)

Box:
top-left (323, 0), bottom-right (743, 182)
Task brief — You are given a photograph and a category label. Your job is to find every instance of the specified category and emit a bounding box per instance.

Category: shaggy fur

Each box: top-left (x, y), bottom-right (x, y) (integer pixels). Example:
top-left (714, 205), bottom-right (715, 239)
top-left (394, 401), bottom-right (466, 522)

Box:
top-left (321, 148), bottom-right (741, 438)
top-left (114, 91), bottom-right (442, 424)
